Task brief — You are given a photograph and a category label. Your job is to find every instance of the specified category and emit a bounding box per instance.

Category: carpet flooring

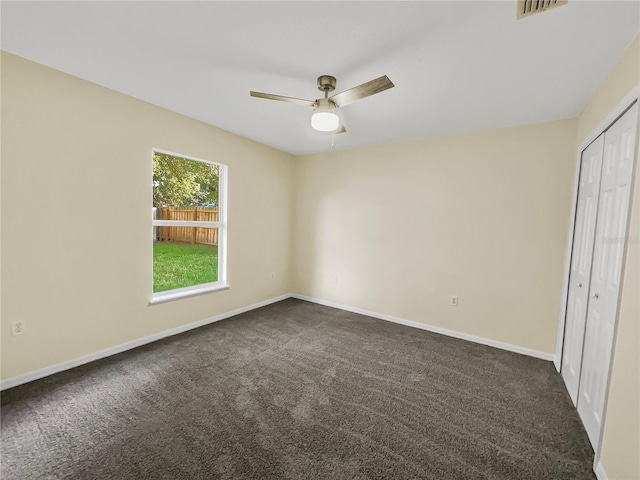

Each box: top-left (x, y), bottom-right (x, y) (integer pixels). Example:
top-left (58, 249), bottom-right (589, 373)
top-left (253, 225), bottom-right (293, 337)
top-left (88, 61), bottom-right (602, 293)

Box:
top-left (1, 299), bottom-right (595, 479)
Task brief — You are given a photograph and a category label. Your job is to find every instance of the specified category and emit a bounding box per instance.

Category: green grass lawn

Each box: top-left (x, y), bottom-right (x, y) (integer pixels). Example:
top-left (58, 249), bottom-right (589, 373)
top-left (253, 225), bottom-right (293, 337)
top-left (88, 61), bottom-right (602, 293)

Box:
top-left (153, 242), bottom-right (218, 292)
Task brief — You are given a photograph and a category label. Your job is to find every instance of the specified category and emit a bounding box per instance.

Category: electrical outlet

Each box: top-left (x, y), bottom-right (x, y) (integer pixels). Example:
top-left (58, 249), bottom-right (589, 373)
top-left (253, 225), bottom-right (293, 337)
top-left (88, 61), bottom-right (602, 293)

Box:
top-left (450, 295), bottom-right (459, 307)
top-left (11, 320), bottom-right (26, 336)
top-left (270, 272), bottom-right (275, 280)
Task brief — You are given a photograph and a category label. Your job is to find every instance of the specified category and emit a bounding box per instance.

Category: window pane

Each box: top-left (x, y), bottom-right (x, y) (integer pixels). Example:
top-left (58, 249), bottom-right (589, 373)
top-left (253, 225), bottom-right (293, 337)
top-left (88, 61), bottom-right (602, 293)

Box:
top-left (153, 152), bottom-right (218, 209)
top-left (152, 151), bottom-right (222, 295)
top-left (153, 228), bottom-right (219, 293)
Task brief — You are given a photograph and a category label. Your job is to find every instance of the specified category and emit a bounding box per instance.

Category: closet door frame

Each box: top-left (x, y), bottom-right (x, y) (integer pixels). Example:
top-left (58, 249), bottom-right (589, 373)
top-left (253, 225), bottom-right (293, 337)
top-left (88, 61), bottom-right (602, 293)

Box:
top-left (577, 103), bottom-right (638, 449)
top-left (554, 84), bottom-right (640, 464)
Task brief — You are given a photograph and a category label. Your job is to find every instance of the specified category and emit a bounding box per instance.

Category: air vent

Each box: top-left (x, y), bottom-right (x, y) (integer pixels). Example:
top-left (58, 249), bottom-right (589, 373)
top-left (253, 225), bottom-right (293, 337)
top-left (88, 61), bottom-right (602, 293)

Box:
top-left (517, 0), bottom-right (567, 19)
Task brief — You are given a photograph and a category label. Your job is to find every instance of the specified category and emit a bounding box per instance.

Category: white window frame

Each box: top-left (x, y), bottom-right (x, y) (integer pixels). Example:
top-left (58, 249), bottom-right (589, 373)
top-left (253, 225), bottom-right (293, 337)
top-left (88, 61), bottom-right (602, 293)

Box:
top-left (150, 148), bottom-right (229, 305)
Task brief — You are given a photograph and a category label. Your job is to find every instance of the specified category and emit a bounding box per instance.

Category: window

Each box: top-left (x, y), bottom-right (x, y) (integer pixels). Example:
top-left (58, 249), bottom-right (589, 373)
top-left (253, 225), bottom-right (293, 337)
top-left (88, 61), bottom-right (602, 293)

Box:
top-left (151, 149), bottom-right (228, 304)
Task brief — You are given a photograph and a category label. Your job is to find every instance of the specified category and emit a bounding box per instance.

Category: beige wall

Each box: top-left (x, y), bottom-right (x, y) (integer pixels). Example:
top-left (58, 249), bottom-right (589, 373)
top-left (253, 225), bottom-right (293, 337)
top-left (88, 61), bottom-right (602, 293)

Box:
top-left (579, 34), bottom-right (639, 480)
top-left (293, 119), bottom-right (578, 354)
top-left (1, 53), bottom-right (295, 379)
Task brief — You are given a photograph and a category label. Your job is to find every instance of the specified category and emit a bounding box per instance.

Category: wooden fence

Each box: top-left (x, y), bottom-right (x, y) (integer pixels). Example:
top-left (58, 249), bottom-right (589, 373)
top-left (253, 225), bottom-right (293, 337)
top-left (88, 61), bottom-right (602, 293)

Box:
top-left (154, 206), bottom-right (219, 246)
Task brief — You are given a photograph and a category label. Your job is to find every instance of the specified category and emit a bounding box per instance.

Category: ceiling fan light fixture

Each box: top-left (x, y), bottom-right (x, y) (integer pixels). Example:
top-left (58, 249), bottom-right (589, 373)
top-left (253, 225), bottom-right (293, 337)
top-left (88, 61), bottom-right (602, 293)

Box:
top-left (250, 74), bottom-right (394, 135)
top-left (311, 98), bottom-right (339, 132)
top-left (311, 111), bottom-right (340, 132)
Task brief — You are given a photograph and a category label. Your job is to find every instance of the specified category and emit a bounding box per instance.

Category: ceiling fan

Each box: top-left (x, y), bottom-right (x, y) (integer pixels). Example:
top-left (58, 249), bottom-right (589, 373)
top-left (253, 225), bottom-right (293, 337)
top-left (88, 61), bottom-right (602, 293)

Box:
top-left (250, 74), bottom-right (395, 133)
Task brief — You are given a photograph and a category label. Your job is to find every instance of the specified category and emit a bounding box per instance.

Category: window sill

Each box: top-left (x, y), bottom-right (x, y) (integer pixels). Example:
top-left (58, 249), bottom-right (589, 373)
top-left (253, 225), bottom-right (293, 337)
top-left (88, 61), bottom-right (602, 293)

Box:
top-left (149, 284), bottom-right (230, 305)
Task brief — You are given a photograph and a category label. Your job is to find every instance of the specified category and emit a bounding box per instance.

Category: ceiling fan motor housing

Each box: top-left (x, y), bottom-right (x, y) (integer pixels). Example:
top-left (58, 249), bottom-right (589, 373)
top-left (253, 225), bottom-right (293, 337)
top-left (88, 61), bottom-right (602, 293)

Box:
top-left (317, 75), bottom-right (337, 93)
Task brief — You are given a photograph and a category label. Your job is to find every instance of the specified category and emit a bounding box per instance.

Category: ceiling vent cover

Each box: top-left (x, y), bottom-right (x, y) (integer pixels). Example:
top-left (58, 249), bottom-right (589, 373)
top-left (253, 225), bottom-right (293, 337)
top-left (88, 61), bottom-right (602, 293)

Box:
top-left (517, 0), bottom-right (567, 19)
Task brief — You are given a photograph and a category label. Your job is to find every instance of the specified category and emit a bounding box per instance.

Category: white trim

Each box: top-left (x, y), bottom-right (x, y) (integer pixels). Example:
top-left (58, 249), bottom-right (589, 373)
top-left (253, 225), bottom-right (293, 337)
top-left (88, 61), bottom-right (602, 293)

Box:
top-left (594, 461), bottom-right (608, 480)
top-left (555, 83), bottom-right (640, 373)
top-left (2, 291), bottom-right (559, 391)
top-left (0, 294), bottom-right (291, 391)
top-left (292, 294), bottom-right (555, 361)
top-left (151, 148), bottom-right (228, 298)
top-left (217, 164), bottom-right (228, 285)
top-left (149, 283), bottom-right (230, 305)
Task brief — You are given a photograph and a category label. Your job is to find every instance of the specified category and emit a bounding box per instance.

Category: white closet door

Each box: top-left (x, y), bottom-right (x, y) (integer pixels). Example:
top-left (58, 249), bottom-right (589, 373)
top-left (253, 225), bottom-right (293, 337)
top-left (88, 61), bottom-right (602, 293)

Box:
top-left (561, 134), bottom-right (604, 404)
top-left (577, 103), bottom-right (638, 449)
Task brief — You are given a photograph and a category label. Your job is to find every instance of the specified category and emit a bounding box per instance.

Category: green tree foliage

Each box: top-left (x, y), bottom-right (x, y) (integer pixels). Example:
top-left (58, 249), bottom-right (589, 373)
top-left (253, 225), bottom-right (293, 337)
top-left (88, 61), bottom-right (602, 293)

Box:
top-left (153, 153), bottom-right (219, 207)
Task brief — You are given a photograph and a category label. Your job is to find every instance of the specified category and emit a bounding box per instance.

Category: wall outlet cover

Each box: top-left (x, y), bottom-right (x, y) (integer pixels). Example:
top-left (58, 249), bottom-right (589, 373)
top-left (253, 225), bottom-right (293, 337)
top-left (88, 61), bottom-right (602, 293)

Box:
top-left (11, 321), bottom-right (26, 336)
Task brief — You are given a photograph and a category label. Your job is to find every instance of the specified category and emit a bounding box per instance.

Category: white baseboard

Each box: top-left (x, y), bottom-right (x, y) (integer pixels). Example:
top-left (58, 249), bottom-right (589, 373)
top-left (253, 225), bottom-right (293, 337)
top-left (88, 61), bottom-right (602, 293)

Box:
top-left (594, 461), bottom-right (608, 480)
top-left (2, 292), bottom-right (557, 391)
top-left (0, 293), bottom-right (291, 391)
top-left (291, 294), bottom-right (555, 362)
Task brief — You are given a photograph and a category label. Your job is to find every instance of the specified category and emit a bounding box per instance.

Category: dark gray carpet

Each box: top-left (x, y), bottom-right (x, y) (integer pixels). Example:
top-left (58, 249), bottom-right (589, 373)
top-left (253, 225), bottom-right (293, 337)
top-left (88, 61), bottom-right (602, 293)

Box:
top-left (1, 299), bottom-right (595, 479)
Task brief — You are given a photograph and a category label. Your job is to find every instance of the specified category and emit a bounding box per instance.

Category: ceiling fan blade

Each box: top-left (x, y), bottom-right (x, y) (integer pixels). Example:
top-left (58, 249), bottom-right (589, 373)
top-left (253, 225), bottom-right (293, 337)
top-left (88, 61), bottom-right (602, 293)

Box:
top-left (335, 124), bottom-right (346, 134)
top-left (329, 75), bottom-right (394, 108)
top-left (250, 91), bottom-right (315, 107)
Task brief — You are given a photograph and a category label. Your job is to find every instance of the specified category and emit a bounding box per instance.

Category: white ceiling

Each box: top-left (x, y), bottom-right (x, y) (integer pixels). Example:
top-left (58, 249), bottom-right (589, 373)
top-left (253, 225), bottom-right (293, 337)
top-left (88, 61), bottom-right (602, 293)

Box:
top-left (2, 1), bottom-right (639, 156)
